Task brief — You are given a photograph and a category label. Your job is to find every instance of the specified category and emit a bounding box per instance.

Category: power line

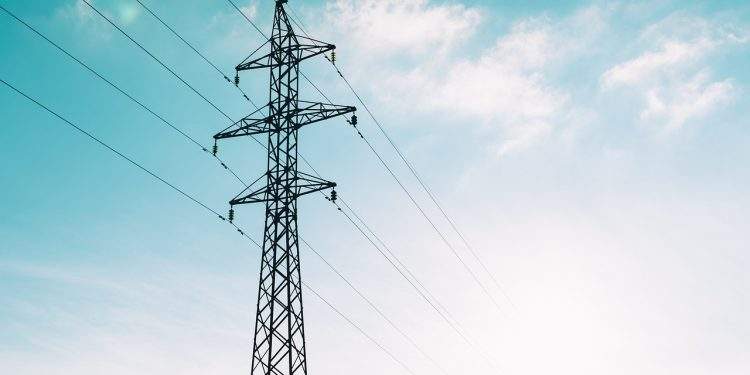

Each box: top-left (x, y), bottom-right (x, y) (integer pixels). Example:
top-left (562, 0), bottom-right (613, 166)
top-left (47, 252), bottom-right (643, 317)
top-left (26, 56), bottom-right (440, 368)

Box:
top-left (81, 0), bottom-right (235, 125)
top-left (313, 190), bottom-right (492, 372)
top-left (326, 195), bottom-right (501, 373)
top-left (81, 1), bottom-right (332, 239)
top-left (0, 76), bottom-right (417, 375)
top-left (125, 4), bottom-right (477, 371)
top-left (138, 0), bottom-right (337, 190)
top-left (300, 238), bottom-right (450, 375)
top-left (0, 4), bottom-right (249, 189)
top-left (222, 0), bottom-right (339, 129)
top-left (303, 284), bottom-right (417, 375)
top-left (80, 0), bottom-right (272, 163)
top-left (286, 5), bottom-right (311, 33)
top-left (286, 11), bottom-right (308, 36)
top-left (106, 0), bottom-right (324, 194)
top-left (339, 69), bottom-right (515, 309)
top-left (1, 8), bottom-right (452, 372)
top-left (337, 198), bottom-right (458, 324)
top-left (133, 0), bottom-right (257, 108)
top-left (286, 6), bottom-right (516, 310)
top-left (334, 198), bottom-right (506, 371)
top-left (139, 0), bottom-right (508, 327)
top-left (292, 25), bottom-right (506, 375)
top-left (286, 4), bottom-right (506, 317)
top-left (224, 2), bottom-right (504, 370)
top-left (274, 5), bottom-right (509, 315)
top-left (225, 0), bottom-right (265, 37)
top-left (0, 77), bottom-right (221, 217)
top-left (2, 8), bottom-right (421, 369)
top-left (334, 75), bottom-right (507, 315)
top-left (240, 234), bottom-right (419, 375)
top-left (69, 1), bottom-right (501, 371)
top-left (113, 3), bottom-right (443, 373)
top-left (304, 72), bottom-right (507, 317)
top-left (4, 4), bottom-right (504, 373)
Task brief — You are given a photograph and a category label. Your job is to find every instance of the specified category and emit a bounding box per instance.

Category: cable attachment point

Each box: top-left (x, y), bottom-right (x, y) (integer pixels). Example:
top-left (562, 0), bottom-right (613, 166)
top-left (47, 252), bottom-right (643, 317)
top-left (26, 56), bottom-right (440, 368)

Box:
top-left (228, 207), bottom-right (235, 223)
top-left (347, 114), bottom-right (358, 127)
top-left (330, 189), bottom-right (337, 203)
top-left (212, 140), bottom-right (218, 156)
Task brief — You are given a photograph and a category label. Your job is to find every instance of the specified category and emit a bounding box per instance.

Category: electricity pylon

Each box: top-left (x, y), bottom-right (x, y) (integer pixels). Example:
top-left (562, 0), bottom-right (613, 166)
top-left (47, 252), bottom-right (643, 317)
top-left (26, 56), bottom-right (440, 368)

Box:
top-left (213, 1), bottom-right (355, 375)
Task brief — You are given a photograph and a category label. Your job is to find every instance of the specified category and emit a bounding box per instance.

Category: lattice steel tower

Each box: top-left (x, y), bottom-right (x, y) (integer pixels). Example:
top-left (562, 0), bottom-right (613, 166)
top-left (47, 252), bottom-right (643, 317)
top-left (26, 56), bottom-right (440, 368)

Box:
top-left (213, 1), bottom-right (355, 374)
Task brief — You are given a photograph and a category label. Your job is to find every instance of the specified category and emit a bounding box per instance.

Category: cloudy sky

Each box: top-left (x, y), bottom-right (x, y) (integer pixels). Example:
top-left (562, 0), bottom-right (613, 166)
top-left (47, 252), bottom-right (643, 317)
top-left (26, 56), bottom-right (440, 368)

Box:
top-left (1, 0), bottom-right (748, 374)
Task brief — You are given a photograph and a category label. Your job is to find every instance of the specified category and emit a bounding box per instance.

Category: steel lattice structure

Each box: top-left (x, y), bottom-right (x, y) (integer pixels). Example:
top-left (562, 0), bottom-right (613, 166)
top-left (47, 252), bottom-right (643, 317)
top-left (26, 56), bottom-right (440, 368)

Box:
top-left (214, 1), bottom-right (355, 374)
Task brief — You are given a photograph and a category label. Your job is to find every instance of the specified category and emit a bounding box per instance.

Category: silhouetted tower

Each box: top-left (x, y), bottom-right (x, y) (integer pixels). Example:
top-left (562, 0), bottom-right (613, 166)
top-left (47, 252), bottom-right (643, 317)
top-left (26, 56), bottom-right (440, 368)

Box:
top-left (213, 1), bottom-right (355, 375)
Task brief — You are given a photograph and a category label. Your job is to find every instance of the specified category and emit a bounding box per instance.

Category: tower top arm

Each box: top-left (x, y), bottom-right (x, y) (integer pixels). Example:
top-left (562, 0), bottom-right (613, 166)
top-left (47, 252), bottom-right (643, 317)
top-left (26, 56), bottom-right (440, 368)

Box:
top-left (236, 36), bottom-right (335, 71)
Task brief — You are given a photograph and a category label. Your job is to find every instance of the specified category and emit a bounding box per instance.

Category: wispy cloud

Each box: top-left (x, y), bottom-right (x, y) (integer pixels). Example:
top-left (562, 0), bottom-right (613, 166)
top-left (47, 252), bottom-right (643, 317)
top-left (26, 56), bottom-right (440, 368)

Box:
top-left (239, 2), bottom-right (258, 20)
top-left (601, 14), bottom-right (747, 132)
top-left (207, 0), bottom-right (261, 56)
top-left (601, 38), bottom-right (713, 88)
top-left (0, 260), bottom-right (251, 374)
top-left (390, 17), bottom-right (570, 156)
top-left (55, 0), bottom-right (142, 40)
top-left (322, 1), bottom-right (610, 157)
top-left (55, 0), bottom-right (111, 40)
top-left (325, 0), bottom-right (481, 59)
top-left (640, 71), bottom-right (736, 132)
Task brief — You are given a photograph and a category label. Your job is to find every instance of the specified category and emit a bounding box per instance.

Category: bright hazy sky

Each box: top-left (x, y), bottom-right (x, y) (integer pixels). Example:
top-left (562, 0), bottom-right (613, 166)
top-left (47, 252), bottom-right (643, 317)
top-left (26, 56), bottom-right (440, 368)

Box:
top-left (1, 1), bottom-right (748, 374)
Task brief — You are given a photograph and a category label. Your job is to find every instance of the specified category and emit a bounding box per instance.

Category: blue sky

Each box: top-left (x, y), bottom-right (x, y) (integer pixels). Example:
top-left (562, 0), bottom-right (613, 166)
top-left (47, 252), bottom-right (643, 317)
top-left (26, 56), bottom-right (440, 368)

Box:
top-left (1, 0), bottom-right (749, 374)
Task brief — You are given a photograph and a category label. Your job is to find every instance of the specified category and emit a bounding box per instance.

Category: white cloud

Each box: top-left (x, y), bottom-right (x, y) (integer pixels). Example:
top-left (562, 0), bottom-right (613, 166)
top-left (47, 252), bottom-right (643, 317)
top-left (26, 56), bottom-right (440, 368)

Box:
top-left (240, 3), bottom-right (258, 20)
top-left (56, 0), bottom-right (142, 39)
top-left (383, 21), bottom-right (568, 157)
top-left (208, 0), bottom-right (261, 57)
top-left (601, 14), bottom-right (747, 131)
top-left (317, 2), bottom-right (746, 152)
top-left (56, 0), bottom-right (111, 39)
top-left (325, 0), bottom-right (481, 58)
top-left (322, 2), bottom-right (608, 157)
top-left (641, 71), bottom-right (735, 132)
top-left (601, 38), bottom-right (713, 88)
top-left (395, 22), bottom-right (567, 120)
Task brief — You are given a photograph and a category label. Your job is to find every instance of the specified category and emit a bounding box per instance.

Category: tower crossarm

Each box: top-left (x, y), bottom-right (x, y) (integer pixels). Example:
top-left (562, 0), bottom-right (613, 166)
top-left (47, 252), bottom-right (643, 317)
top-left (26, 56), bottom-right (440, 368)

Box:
top-left (294, 101), bottom-right (356, 128)
top-left (214, 101), bottom-right (355, 140)
top-left (214, 116), bottom-right (270, 139)
top-left (294, 172), bottom-right (337, 199)
top-left (237, 36), bottom-right (335, 71)
top-left (230, 172), bottom-right (336, 206)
